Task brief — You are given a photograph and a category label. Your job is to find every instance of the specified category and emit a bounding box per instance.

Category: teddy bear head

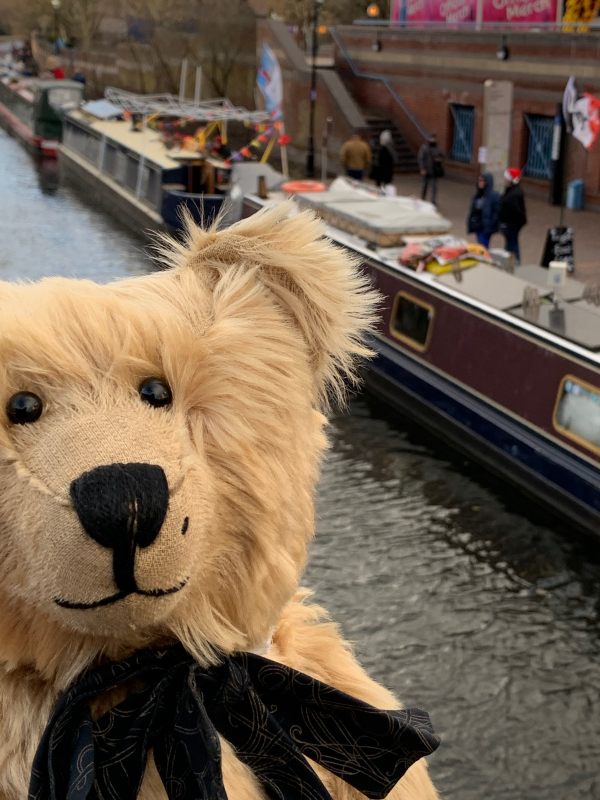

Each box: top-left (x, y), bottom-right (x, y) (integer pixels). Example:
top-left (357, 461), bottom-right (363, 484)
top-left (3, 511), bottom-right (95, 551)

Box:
top-left (0, 205), bottom-right (376, 684)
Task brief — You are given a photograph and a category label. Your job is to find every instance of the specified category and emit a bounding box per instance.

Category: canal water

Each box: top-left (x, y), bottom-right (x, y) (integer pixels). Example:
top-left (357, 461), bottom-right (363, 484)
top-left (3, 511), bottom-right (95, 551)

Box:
top-left (2, 130), bottom-right (599, 800)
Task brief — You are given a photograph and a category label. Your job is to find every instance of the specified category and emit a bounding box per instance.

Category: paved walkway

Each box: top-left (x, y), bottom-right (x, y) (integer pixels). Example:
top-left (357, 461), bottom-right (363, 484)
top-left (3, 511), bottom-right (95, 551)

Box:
top-left (392, 173), bottom-right (600, 284)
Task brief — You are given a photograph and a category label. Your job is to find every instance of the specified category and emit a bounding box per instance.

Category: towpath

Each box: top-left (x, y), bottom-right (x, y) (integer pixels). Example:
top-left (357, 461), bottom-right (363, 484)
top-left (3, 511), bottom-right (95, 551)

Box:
top-left (393, 172), bottom-right (600, 283)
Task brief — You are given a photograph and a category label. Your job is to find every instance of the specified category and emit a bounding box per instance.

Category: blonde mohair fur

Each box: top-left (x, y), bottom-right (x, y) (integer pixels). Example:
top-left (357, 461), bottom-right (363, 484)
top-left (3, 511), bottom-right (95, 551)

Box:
top-left (0, 203), bottom-right (438, 800)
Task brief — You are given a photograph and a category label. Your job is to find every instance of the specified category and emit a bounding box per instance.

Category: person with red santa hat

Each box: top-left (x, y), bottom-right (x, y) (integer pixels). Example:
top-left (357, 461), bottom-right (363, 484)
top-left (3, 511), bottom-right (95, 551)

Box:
top-left (499, 167), bottom-right (527, 264)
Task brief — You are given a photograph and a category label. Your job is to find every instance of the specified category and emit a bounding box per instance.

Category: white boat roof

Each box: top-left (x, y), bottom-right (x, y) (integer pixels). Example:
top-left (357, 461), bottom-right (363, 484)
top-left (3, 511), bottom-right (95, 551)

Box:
top-left (295, 178), bottom-right (451, 240)
top-left (512, 303), bottom-right (600, 351)
top-left (66, 109), bottom-right (194, 170)
top-left (437, 264), bottom-right (554, 310)
top-left (246, 191), bottom-right (600, 365)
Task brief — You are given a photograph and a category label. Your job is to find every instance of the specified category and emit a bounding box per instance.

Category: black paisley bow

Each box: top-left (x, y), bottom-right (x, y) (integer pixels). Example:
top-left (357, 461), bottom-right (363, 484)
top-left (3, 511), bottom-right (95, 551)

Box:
top-left (29, 644), bottom-right (439, 800)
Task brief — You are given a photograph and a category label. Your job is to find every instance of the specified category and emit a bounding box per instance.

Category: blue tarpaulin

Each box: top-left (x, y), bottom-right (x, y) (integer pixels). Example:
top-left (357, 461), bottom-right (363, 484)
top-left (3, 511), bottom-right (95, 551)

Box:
top-left (81, 99), bottom-right (123, 120)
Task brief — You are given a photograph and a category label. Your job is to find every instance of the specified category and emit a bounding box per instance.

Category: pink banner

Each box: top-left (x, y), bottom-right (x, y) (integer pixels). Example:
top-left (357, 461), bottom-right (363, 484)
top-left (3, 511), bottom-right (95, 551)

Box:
top-left (390, 0), bottom-right (404, 21)
top-left (430, 0), bottom-right (477, 21)
top-left (392, 0), bottom-right (557, 21)
top-left (481, 0), bottom-right (558, 22)
top-left (391, 0), bottom-right (477, 22)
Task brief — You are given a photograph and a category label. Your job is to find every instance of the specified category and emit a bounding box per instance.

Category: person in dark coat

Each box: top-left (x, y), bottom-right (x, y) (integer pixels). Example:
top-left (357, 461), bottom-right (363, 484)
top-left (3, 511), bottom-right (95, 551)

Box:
top-left (467, 172), bottom-right (500, 248)
top-left (375, 129), bottom-right (397, 189)
top-left (499, 167), bottom-right (527, 264)
top-left (418, 134), bottom-right (444, 205)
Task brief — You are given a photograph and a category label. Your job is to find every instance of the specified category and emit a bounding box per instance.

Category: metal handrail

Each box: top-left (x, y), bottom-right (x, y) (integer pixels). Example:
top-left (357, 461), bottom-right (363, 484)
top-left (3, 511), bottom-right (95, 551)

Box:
top-left (104, 87), bottom-right (271, 124)
top-left (350, 19), bottom-right (599, 32)
top-left (329, 27), bottom-right (429, 144)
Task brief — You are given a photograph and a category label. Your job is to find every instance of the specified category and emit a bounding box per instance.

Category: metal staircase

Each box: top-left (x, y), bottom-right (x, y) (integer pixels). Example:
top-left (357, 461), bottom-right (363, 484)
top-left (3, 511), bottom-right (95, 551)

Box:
top-left (329, 27), bottom-right (428, 177)
top-left (365, 112), bottom-right (419, 174)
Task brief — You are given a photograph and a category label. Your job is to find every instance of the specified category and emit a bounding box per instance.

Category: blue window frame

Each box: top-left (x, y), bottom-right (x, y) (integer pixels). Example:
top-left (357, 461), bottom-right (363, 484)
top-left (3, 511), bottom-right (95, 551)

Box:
top-left (449, 104), bottom-right (474, 163)
top-left (524, 113), bottom-right (554, 180)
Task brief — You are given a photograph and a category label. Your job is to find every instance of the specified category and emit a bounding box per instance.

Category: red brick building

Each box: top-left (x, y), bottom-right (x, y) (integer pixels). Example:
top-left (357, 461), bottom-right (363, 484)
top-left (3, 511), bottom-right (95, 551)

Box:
top-left (333, 25), bottom-right (600, 206)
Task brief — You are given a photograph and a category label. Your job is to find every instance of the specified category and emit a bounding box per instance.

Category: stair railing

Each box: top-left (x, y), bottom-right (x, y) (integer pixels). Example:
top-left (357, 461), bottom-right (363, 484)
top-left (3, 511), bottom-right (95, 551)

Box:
top-left (329, 27), bottom-right (429, 151)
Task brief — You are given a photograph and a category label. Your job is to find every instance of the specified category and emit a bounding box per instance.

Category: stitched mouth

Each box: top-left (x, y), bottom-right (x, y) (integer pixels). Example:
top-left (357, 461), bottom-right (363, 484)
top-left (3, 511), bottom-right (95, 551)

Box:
top-left (54, 578), bottom-right (188, 610)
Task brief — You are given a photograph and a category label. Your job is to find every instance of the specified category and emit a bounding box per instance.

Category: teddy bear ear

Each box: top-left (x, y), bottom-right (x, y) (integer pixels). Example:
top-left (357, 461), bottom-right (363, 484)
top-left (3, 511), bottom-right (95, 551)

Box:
top-left (157, 202), bottom-right (379, 407)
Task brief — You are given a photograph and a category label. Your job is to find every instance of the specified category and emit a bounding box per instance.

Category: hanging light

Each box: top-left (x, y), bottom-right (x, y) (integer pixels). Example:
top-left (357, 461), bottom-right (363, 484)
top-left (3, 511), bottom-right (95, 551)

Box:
top-left (496, 36), bottom-right (509, 60)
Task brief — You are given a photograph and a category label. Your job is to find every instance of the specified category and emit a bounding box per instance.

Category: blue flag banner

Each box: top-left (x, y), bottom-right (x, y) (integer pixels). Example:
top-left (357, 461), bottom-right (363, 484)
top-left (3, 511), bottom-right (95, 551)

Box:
top-left (257, 43), bottom-right (283, 121)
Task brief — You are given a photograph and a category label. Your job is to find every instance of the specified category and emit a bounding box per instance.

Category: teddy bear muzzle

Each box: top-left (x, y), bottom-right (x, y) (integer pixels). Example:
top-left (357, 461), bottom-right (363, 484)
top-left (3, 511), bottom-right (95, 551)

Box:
top-left (56, 462), bottom-right (188, 610)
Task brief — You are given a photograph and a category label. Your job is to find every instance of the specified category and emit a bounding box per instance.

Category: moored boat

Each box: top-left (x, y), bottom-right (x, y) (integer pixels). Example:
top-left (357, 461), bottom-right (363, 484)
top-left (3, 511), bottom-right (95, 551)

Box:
top-left (243, 189), bottom-right (600, 538)
top-left (59, 89), bottom-right (273, 234)
top-left (0, 77), bottom-right (83, 156)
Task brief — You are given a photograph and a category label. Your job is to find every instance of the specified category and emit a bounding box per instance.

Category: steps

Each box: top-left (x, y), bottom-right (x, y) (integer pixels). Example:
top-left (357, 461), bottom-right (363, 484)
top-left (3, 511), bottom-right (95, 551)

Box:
top-left (365, 114), bottom-right (419, 174)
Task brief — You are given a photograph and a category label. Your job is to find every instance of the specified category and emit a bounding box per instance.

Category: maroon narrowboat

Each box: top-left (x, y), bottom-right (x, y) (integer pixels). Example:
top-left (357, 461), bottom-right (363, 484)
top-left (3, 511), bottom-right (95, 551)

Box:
top-left (244, 192), bottom-right (600, 538)
top-left (346, 245), bottom-right (600, 537)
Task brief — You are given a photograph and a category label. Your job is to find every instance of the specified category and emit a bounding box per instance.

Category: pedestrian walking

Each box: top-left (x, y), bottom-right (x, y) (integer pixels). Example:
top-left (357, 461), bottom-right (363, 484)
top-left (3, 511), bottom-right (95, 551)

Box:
top-left (418, 134), bottom-right (444, 205)
top-left (467, 172), bottom-right (500, 249)
top-left (374, 129), bottom-right (397, 190)
top-left (340, 132), bottom-right (372, 181)
top-left (499, 167), bottom-right (527, 264)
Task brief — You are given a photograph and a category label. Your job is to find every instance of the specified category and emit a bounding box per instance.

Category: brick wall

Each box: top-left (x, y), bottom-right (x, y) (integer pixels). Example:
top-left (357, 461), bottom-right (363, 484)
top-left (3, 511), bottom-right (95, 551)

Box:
top-left (257, 19), bottom-right (366, 175)
top-left (335, 25), bottom-right (600, 206)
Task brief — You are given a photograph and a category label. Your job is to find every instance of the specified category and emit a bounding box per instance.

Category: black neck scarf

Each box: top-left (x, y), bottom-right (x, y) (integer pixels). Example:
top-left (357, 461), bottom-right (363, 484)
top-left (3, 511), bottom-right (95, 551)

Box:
top-left (28, 644), bottom-right (439, 800)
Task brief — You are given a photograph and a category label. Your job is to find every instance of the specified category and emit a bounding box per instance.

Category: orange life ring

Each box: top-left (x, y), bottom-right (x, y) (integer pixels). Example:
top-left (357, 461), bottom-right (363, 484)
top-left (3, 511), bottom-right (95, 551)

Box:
top-left (281, 180), bottom-right (327, 194)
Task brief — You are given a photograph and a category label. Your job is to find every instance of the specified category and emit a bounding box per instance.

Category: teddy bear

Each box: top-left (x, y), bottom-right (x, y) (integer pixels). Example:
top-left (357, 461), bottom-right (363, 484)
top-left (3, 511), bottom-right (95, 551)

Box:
top-left (0, 202), bottom-right (439, 800)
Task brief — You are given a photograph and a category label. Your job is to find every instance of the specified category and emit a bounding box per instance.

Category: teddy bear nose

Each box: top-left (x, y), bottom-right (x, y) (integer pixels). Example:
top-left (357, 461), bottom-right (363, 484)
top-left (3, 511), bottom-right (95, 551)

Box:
top-left (70, 464), bottom-right (169, 592)
top-left (70, 463), bottom-right (169, 549)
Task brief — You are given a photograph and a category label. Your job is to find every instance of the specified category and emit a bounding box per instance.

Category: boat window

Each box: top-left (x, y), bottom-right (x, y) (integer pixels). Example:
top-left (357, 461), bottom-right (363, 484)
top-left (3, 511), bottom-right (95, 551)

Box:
top-left (64, 121), bottom-right (100, 164)
top-left (390, 292), bottom-right (433, 351)
top-left (125, 154), bottom-right (138, 191)
top-left (115, 150), bottom-right (128, 184)
top-left (47, 87), bottom-right (81, 111)
top-left (104, 143), bottom-right (117, 176)
top-left (554, 376), bottom-right (600, 456)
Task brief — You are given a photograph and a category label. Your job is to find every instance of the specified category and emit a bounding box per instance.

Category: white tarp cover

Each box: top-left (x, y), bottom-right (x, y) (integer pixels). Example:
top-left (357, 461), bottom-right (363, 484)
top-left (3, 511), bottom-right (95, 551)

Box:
top-left (295, 177), bottom-right (452, 239)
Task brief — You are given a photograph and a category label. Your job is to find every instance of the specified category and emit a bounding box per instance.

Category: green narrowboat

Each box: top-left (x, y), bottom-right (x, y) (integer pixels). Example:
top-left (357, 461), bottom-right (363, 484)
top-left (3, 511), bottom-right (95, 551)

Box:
top-left (0, 78), bottom-right (83, 156)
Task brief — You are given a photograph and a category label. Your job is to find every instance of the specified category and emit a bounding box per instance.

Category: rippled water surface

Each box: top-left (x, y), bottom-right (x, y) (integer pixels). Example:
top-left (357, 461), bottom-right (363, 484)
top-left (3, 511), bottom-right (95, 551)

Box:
top-left (2, 130), bottom-right (599, 800)
top-left (0, 132), bottom-right (148, 281)
top-left (309, 404), bottom-right (600, 799)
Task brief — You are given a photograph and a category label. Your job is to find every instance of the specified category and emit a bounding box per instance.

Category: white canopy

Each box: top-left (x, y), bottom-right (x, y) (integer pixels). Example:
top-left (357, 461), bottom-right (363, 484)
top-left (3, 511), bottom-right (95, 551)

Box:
top-left (104, 87), bottom-right (271, 124)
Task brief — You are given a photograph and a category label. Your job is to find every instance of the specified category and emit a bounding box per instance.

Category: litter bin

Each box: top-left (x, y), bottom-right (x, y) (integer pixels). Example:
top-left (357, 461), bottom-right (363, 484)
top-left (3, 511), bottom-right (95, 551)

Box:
top-left (566, 179), bottom-right (585, 210)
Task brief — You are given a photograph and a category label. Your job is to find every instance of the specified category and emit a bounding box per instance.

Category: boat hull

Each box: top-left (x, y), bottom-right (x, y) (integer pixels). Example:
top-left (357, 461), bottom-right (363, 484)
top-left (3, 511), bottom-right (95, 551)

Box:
top-left (58, 144), bottom-right (165, 234)
top-left (360, 257), bottom-right (600, 538)
top-left (0, 100), bottom-right (57, 157)
top-left (367, 337), bottom-right (600, 537)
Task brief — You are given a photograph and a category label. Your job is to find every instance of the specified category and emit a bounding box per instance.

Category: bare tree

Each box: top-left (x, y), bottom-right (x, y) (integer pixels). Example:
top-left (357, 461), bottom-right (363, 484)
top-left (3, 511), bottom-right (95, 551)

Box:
top-left (60, 0), bottom-right (106, 50)
top-left (117, 0), bottom-right (186, 93)
top-left (122, 0), bottom-right (255, 100)
top-left (186, 0), bottom-right (254, 99)
top-left (0, 0), bottom-right (52, 37)
top-left (282, 0), bottom-right (386, 26)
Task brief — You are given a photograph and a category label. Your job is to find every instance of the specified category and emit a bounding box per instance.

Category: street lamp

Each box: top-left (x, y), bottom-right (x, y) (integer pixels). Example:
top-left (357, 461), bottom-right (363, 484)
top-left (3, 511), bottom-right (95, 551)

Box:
top-left (306, 0), bottom-right (324, 178)
top-left (50, 0), bottom-right (61, 45)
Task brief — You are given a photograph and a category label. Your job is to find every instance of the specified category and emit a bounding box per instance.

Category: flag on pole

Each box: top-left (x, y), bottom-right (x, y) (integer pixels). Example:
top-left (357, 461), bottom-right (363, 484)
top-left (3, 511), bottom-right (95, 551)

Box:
top-left (257, 43), bottom-right (283, 121)
top-left (562, 76), bottom-right (600, 150)
top-left (562, 76), bottom-right (578, 132)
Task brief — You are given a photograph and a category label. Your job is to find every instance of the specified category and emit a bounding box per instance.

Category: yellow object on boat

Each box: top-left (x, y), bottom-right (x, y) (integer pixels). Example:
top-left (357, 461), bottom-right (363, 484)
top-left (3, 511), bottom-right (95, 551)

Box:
top-left (425, 258), bottom-right (479, 275)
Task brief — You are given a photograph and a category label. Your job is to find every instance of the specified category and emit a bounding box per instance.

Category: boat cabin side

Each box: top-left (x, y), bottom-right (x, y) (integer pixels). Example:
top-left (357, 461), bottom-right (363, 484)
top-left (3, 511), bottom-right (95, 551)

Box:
top-left (364, 256), bottom-right (600, 468)
top-left (62, 113), bottom-right (231, 226)
top-left (0, 78), bottom-right (83, 145)
top-left (34, 81), bottom-right (83, 142)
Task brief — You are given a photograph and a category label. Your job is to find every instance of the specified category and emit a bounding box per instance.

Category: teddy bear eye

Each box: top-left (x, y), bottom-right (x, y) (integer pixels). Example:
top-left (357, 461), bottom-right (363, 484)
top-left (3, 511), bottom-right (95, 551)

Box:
top-left (6, 392), bottom-right (43, 425)
top-left (139, 378), bottom-right (172, 408)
